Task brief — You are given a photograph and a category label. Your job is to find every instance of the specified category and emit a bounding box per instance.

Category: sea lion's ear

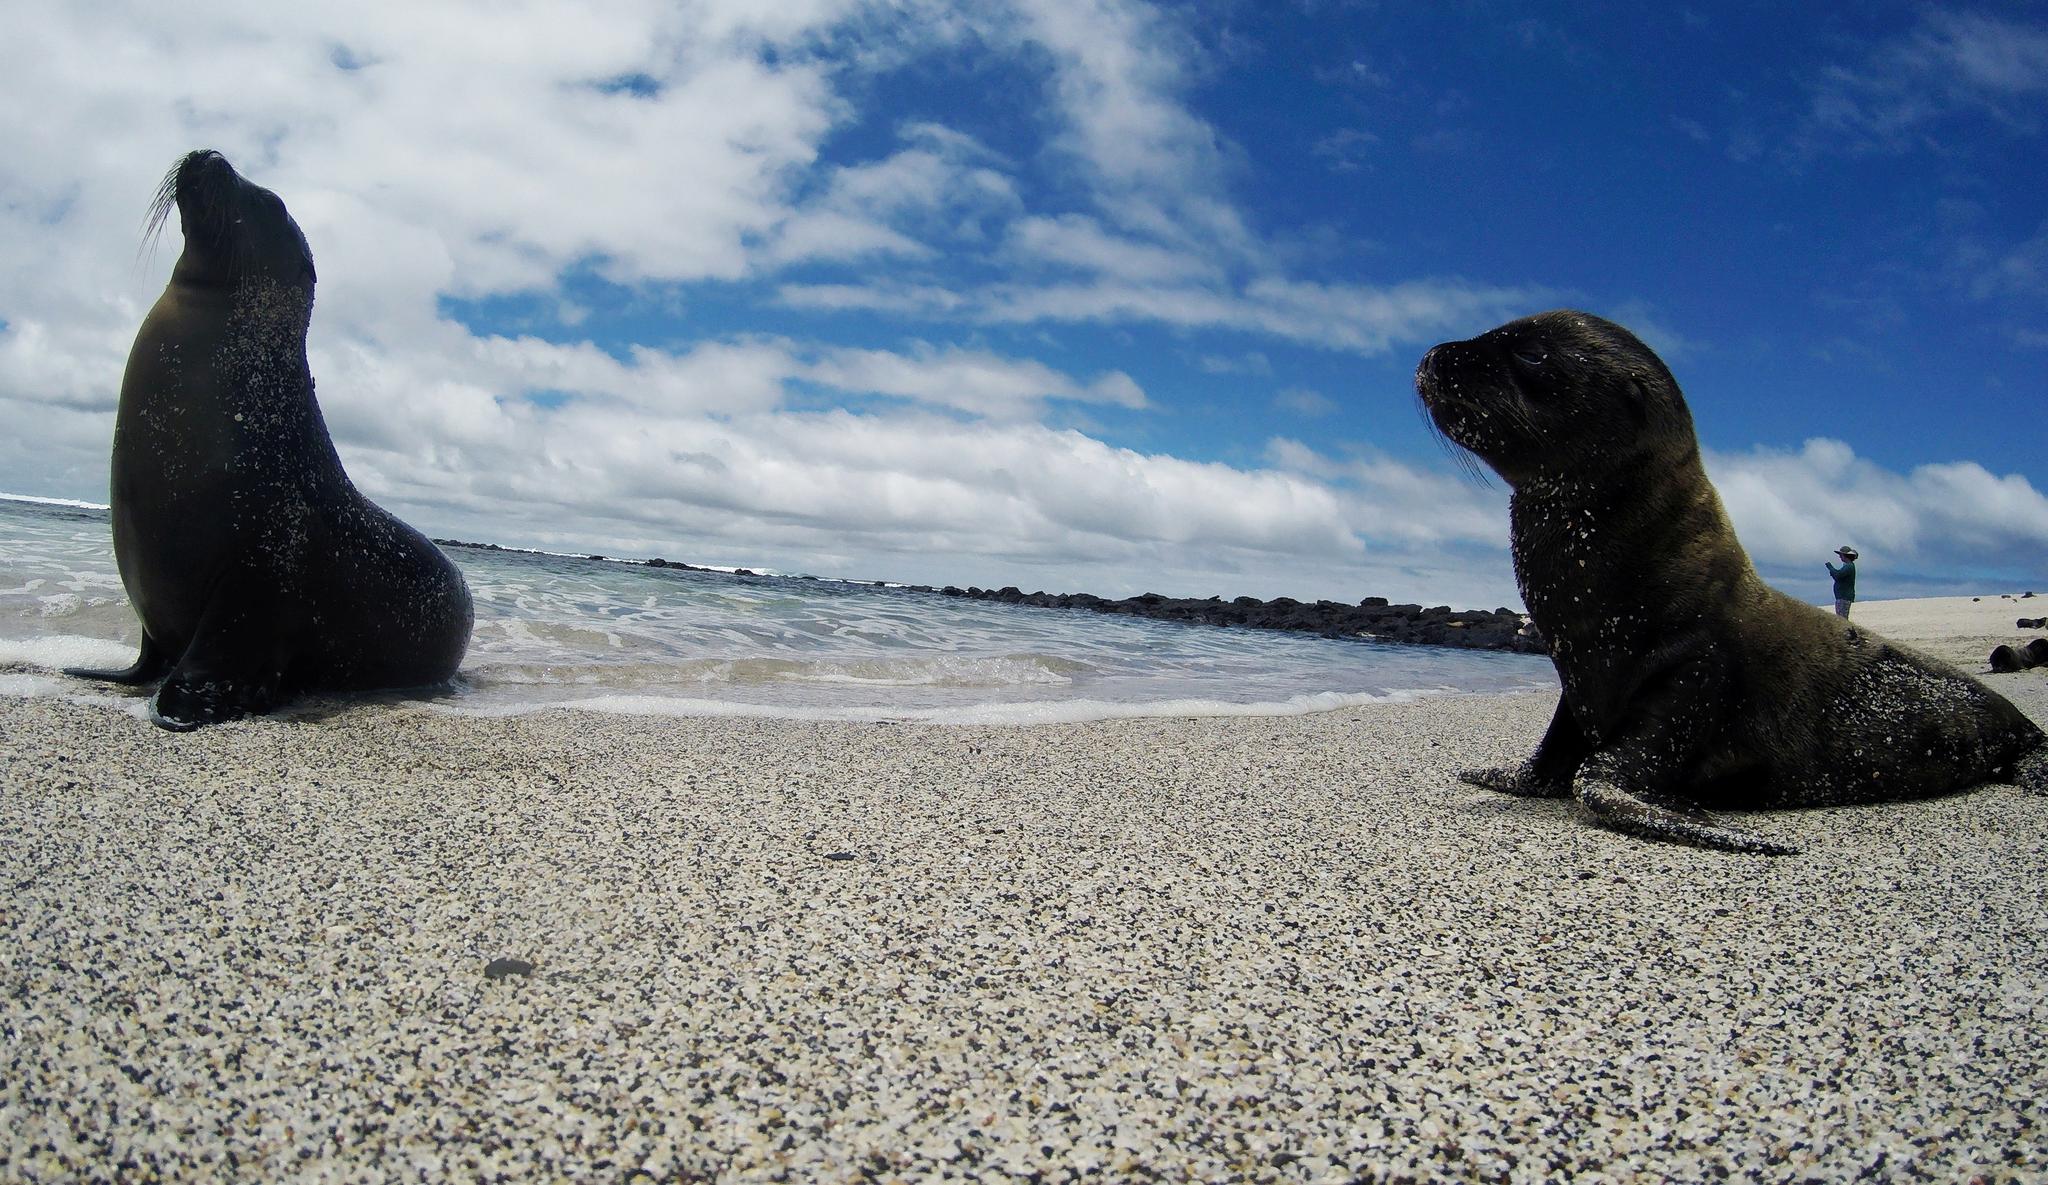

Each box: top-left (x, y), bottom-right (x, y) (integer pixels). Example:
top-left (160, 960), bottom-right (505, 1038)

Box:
top-left (1625, 378), bottom-right (1651, 426)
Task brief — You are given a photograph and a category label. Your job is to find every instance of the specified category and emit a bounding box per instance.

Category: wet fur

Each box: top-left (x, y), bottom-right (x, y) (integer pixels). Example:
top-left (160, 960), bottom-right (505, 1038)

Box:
top-left (1416, 310), bottom-right (2046, 854)
top-left (70, 151), bottom-right (470, 729)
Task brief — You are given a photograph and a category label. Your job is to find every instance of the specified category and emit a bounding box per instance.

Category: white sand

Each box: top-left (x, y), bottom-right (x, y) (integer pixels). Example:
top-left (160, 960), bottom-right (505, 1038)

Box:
top-left (2, 597), bottom-right (2045, 1181)
top-left (1839, 592), bottom-right (2048, 668)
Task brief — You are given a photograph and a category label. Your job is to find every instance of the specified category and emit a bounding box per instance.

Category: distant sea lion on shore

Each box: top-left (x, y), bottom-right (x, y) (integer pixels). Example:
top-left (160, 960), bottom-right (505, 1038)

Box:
top-left (1415, 310), bottom-right (2046, 854)
top-left (1991, 639), bottom-right (2048, 673)
top-left (66, 150), bottom-right (472, 730)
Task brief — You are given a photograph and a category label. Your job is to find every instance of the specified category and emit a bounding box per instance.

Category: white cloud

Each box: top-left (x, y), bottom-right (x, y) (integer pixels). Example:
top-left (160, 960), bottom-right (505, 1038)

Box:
top-left (1707, 438), bottom-right (2048, 581)
top-left (804, 342), bottom-right (1147, 418)
top-left (3, 0), bottom-right (2035, 617)
top-left (1273, 388), bottom-right (1337, 417)
top-left (761, 124), bottom-right (1022, 266)
top-left (1800, 11), bottom-right (2048, 153)
top-left (1006, 213), bottom-right (1221, 284)
top-left (1265, 438), bottom-right (1508, 551)
top-left (775, 281), bottom-right (970, 315)
top-left (1005, 0), bottom-right (1258, 261)
top-left (1197, 351), bottom-right (1272, 376)
top-left (783, 274), bottom-right (1536, 352)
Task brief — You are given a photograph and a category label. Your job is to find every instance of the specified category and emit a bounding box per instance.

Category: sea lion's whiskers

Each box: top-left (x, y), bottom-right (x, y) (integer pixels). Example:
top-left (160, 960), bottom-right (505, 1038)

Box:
top-left (137, 160), bottom-right (182, 270)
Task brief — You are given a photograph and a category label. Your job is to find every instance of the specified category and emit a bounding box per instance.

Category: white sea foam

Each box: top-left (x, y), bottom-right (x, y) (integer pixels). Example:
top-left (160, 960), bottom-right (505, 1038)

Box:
top-left (0, 492), bottom-right (110, 511)
top-left (433, 687), bottom-right (1440, 726)
top-left (0, 635), bottom-right (136, 672)
top-left (0, 672), bottom-right (151, 720)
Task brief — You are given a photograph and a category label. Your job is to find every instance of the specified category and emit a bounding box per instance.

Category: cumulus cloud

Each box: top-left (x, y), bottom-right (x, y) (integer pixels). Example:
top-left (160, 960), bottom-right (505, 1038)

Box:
top-left (1707, 438), bottom-right (2048, 590)
top-left (1265, 438), bottom-right (1507, 550)
top-left (803, 342), bottom-right (1148, 418)
top-left (1, 0), bottom-right (2037, 613)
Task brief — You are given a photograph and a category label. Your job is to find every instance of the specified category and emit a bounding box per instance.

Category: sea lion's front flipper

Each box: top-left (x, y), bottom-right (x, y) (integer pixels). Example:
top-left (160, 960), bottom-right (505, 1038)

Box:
top-left (147, 571), bottom-right (292, 731)
top-left (1575, 776), bottom-right (1798, 856)
top-left (64, 633), bottom-right (172, 685)
top-left (1462, 695), bottom-right (1583, 799)
top-left (1569, 649), bottom-right (1797, 855)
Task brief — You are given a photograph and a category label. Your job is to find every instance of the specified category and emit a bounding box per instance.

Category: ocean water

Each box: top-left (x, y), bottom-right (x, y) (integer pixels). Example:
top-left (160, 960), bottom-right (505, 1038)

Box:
top-left (0, 495), bottom-right (1552, 723)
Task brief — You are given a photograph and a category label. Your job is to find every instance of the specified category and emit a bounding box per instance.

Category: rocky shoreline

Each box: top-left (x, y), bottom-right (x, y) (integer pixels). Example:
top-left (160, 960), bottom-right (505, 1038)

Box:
top-left (434, 538), bottom-right (1544, 655)
top-left (915, 584), bottom-right (1543, 654)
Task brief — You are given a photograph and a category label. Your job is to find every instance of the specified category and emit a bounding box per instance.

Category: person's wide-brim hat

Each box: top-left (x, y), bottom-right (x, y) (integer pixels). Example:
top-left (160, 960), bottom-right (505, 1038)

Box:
top-left (1836, 547), bottom-right (1859, 559)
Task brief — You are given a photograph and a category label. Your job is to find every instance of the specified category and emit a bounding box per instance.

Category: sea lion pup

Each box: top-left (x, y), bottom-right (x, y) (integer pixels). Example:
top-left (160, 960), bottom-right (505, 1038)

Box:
top-left (1415, 310), bottom-right (2046, 854)
top-left (66, 150), bottom-right (473, 730)
top-left (1991, 638), bottom-right (2048, 673)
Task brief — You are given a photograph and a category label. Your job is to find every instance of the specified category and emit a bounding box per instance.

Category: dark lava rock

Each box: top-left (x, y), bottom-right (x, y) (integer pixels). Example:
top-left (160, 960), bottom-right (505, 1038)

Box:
top-left (921, 583), bottom-right (1543, 654)
top-left (484, 957), bottom-right (535, 980)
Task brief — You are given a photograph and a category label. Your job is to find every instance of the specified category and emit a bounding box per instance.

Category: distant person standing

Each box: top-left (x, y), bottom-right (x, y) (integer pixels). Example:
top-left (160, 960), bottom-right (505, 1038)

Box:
top-left (1827, 546), bottom-right (1858, 618)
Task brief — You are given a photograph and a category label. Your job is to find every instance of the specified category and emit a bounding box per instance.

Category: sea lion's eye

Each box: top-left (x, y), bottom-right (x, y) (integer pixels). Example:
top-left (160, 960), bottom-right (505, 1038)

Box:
top-left (1511, 345), bottom-right (1547, 368)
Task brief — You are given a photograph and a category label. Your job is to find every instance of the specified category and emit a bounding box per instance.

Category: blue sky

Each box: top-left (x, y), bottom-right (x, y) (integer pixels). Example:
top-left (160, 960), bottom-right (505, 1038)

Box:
top-left (1, 1), bottom-right (2043, 608)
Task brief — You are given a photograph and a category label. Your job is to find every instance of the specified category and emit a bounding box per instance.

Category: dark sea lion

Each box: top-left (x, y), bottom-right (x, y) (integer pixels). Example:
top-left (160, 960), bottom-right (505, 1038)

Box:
top-left (1415, 310), bottom-right (2046, 854)
top-left (1991, 639), bottom-right (2048, 673)
top-left (66, 150), bottom-right (472, 730)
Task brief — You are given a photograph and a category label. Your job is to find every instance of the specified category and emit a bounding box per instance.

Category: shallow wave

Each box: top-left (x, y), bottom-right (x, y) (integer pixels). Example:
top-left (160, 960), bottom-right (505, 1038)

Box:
top-left (0, 492), bottom-right (111, 512)
top-left (0, 497), bottom-right (1554, 722)
top-left (460, 652), bottom-right (1092, 691)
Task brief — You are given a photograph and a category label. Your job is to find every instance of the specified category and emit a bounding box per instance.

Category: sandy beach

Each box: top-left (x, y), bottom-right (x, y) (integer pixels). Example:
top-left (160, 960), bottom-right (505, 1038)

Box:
top-left (3, 599), bottom-right (2046, 1182)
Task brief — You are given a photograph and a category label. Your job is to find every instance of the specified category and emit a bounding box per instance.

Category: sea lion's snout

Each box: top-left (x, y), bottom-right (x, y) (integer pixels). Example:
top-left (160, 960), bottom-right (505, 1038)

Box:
top-left (1414, 340), bottom-right (1467, 404)
top-left (1414, 337), bottom-right (1494, 420)
top-left (150, 150), bottom-right (317, 289)
top-left (178, 149), bottom-right (234, 181)
top-left (1416, 343), bottom-right (1443, 387)
top-left (174, 150), bottom-right (238, 205)
top-left (159, 149), bottom-right (246, 251)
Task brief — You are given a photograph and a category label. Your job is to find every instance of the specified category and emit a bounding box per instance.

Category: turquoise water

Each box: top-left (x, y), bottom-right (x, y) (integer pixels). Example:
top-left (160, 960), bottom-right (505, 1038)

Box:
top-left (0, 495), bottom-right (1551, 722)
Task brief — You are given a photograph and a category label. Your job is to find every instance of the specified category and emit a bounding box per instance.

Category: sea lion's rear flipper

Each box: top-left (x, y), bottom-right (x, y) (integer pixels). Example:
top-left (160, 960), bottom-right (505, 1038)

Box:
top-left (64, 633), bottom-right (172, 685)
top-left (1461, 695), bottom-right (1583, 799)
top-left (1575, 777), bottom-right (1798, 856)
top-left (147, 570), bottom-right (293, 731)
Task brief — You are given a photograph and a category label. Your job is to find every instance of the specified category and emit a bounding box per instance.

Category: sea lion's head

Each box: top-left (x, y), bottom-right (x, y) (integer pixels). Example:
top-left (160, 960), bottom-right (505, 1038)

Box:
top-left (148, 150), bottom-right (316, 294)
top-left (1415, 310), bottom-right (1696, 488)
